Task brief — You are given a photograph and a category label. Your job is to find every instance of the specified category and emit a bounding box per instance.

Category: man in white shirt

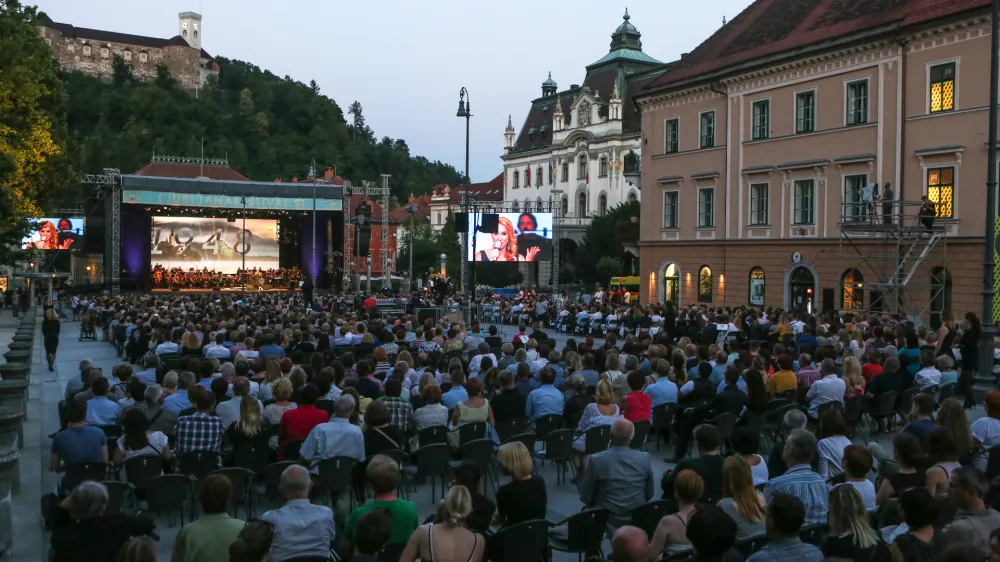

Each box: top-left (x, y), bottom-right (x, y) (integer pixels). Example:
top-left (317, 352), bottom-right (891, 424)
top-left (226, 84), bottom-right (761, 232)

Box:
top-left (203, 333), bottom-right (231, 359)
top-left (576, 308), bottom-right (590, 322)
top-left (217, 376), bottom-right (264, 428)
top-left (805, 359), bottom-right (846, 419)
top-left (469, 342), bottom-right (498, 377)
top-left (155, 337), bottom-right (178, 356)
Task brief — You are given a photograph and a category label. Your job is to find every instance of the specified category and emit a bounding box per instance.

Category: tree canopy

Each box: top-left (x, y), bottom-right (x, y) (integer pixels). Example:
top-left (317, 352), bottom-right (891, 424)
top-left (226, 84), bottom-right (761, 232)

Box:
top-left (60, 56), bottom-right (464, 205)
top-left (574, 200), bottom-right (640, 285)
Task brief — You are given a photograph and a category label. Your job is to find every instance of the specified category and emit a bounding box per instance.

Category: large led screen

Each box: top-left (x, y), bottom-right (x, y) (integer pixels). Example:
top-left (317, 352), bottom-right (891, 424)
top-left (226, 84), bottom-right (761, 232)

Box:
top-left (468, 212), bottom-right (553, 262)
top-left (150, 217), bottom-right (279, 273)
top-left (22, 218), bottom-right (84, 250)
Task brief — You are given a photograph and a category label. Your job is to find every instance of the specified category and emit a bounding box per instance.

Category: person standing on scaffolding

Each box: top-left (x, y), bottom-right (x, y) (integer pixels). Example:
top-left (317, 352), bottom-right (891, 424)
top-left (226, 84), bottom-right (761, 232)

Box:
top-left (919, 195), bottom-right (937, 236)
top-left (881, 182), bottom-right (894, 225)
top-left (860, 181), bottom-right (877, 221)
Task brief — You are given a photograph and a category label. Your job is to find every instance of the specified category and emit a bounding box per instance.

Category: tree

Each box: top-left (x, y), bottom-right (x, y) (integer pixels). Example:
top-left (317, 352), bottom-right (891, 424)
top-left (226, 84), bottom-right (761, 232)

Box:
top-left (0, 0), bottom-right (74, 265)
top-left (347, 100), bottom-right (373, 143)
top-left (396, 222), bottom-right (439, 283)
top-left (576, 200), bottom-right (640, 285)
top-left (154, 63), bottom-right (175, 90)
top-left (596, 257), bottom-right (623, 282)
top-left (436, 212), bottom-right (462, 281)
top-left (111, 54), bottom-right (133, 87)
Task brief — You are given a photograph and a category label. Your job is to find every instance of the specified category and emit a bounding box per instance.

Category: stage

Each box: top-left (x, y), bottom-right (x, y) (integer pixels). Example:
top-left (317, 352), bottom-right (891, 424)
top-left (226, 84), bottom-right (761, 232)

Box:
top-left (151, 287), bottom-right (299, 294)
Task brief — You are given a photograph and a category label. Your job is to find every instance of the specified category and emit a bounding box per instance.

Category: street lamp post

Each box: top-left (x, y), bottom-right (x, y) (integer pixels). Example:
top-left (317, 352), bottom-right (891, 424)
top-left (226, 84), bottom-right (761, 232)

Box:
top-left (240, 195), bottom-right (247, 292)
top-left (980, 0), bottom-right (1000, 380)
top-left (366, 257), bottom-right (372, 294)
top-left (457, 87), bottom-right (472, 296)
top-left (311, 161), bottom-right (318, 286)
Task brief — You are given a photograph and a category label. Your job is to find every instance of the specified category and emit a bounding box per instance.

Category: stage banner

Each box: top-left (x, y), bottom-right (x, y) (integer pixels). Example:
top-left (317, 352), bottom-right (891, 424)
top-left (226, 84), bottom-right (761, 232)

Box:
top-left (151, 217), bottom-right (279, 273)
top-left (125, 190), bottom-right (342, 211)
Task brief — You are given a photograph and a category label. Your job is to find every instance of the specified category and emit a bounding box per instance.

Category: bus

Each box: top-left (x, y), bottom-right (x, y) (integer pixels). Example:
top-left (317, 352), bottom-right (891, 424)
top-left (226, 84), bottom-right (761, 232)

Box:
top-left (609, 276), bottom-right (641, 303)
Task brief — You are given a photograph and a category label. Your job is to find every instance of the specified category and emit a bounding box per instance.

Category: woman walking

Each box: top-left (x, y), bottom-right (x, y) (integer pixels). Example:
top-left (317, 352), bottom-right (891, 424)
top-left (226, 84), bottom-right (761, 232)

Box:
top-left (42, 307), bottom-right (60, 372)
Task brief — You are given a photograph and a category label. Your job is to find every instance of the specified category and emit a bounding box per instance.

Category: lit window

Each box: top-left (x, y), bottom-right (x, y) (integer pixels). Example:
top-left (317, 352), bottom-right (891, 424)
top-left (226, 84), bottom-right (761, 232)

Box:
top-left (793, 179), bottom-right (814, 225)
top-left (926, 167), bottom-right (954, 217)
top-left (749, 267), bottom-right (765, 306)
top-left (930, 62), bottom-right (956, 113)
top-left (698, 266), bottom-right (713, 303)
top-left (846, 80), bottom-right (868, 125)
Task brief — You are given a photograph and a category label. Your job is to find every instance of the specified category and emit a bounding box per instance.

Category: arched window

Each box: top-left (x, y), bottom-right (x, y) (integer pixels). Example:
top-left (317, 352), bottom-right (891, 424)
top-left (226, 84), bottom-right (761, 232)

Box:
top-left (513, 170), bottom-right (519, 188)
top-left (524, 199), bottom-right (531, 212)
top-left (749, 267), bottom-right (765, 306)
top-left (628, 191), bottom-right (638, 204)
top-left (598, 193), bottom-right (608, 216)
top-left (511, 201), bottom-right (519, 212)
top-left (536, 197), bottom-right (543, 212)
top-left (841, 269), bottom-right (864, 310)
top-left (698, 266), bottom-right (713, 303)
top-left (577, 192), bottom-right (587, 217)
top-left (561, 196), bottom-right (569, 217)
top-left (578, 155), bottom-right (587, 180)
top-left (663, 263), bottom-right (680, 304)
top-left (930, 267), bottom-right (953, 329)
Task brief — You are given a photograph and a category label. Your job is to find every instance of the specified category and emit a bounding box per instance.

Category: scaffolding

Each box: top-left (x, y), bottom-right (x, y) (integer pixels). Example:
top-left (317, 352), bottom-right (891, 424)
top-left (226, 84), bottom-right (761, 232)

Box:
top-left (839, 200), bottom-right (950, 322)
top-left (343, 175), bottom-right (391, 292)
top-left (83, 168), bottom-right (121, 294)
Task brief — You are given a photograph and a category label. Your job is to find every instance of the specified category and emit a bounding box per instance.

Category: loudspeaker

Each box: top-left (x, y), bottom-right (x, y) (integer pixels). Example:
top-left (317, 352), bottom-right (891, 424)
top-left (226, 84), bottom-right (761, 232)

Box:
top-left (454, 212), bottom-right (469, 231)
top-left (480, 213), bottom-right (499, 234)
top-left (356, 226), bottom-right (371, 257)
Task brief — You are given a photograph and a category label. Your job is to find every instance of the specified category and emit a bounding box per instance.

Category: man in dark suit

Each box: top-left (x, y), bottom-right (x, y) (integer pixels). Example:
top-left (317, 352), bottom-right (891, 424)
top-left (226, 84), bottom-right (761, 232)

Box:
top-left (711, 367), bottom-right (748, 416)
top-left (662, 424), bottom-right (724, 504)
top-left (490, 371), bottom-right (526, 423)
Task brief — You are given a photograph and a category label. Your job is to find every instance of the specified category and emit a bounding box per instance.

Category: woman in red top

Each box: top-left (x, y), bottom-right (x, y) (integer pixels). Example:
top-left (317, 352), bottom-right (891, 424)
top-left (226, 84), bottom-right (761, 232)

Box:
top-left (277, 384), bottom-right (329, 459)
top-left (622, 370), bottom-right (652, 423)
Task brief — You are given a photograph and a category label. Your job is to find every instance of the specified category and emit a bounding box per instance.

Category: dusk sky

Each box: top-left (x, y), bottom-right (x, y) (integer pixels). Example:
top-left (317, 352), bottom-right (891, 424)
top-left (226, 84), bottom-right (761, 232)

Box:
top-left (35, 0), bottom-right (755, 183)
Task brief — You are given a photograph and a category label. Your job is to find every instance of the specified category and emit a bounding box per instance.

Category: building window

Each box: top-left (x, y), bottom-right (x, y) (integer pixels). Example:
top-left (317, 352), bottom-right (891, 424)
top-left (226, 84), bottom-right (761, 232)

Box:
top-left (511, 201), bottom-right (519, 212)
top-left (101, 47), bottom-right (109, 58)
top-left (930, 62), bottom-right (956, 113)
top-left (927, 167), bottom-right (954, 217)
top-left (67, 44), bottom-right (75, 53)
top-left (536, 166), bottom-right (542, 187)
top-left (663, 192), bottom-right (678, 228)
top-left (665, 118), bottom-right (679, 153)
top-left (841, 269), bottom-right (864, 310)
top-left (846, 79), bottom-right (868, 125)
top-left (751, 99), bottom-right (770, 140)
top-left (749, 267), bottom-right (765, 306)
top-left (82, 45), bottom-right (91, 56)
top-left (700, 111), bottom-right (715, 148)
top-left (512, 170), bottom-right (519, 188)
top-left (843, 174), bottom-right (868, 222)
top-left (139, 52), bottom-right (148, 63)
top-left (599, 156), bottom-right (608, 178)
top-left (578, 156), bottom-right (587, 180)
top-left (749, 183), bottom-right (769, 226)
top-left (123, 50), bottom-right (132, 61)
top-left (561, 196), bottom-right (568, 216)
top-left (796, 90), bottom-right (815, 133)
top-left (698, 266), bottom-right (713, 303)
top-left (536, 197), bottom-right (543, 211)
top-left (561, 162), bottom-right (569, 182)
top-left (793, 179), bottom-right (815, 225)
top-left (598, 194), bottom-right (607, 216)
top-left (577, 192), bottom-right (587, 217)
top-left (436, 213), bottom-right (442, 225)
top-left (698, 188), bottom-right (714, 228)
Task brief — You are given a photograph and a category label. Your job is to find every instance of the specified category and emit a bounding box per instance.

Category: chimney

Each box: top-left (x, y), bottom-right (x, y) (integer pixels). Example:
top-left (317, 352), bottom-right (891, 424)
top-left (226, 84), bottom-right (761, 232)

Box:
top-left (292, 177), bottom-right (298, 183)
top-left (324, 167), bottom-right (333, 180)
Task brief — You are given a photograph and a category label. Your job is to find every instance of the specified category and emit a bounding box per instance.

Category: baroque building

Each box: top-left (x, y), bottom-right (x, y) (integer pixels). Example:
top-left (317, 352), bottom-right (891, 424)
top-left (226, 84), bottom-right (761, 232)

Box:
top-left (501, 10), bottom-right (670, 247)
top-left (37, 11), bottom-right (218, 90)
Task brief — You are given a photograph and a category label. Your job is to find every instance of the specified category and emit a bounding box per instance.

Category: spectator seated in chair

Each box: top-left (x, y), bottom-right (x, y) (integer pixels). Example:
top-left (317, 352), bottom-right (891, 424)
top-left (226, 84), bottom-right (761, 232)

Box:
top-left (260, 464), bottom-right (335, 562)
top-left (747, 492), bottom-right (823, 562)
top-left (50, 481), bottom-right (154, 562)
top-left (171, 474), bottom-right (246, 562)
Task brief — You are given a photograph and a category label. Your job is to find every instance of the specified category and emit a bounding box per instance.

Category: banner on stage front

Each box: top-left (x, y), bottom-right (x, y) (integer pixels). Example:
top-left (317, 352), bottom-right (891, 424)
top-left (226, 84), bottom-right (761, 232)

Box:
top-left (124, 190), bottom-right (342, 211)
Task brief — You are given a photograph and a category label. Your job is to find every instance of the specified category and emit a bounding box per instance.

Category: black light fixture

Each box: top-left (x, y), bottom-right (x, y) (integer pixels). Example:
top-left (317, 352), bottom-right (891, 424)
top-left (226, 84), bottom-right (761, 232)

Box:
top-left (456, 88), bottom-right (469, 118)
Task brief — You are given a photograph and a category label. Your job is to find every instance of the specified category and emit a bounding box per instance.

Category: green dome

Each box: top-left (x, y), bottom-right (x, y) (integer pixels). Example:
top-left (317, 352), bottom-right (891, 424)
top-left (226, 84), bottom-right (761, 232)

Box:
top-left (609, 8), bottom-right (642, 51)
top-left (542, 71), bottom-right (557, 88)
top-left (615, 9), bottom-right (638, 34)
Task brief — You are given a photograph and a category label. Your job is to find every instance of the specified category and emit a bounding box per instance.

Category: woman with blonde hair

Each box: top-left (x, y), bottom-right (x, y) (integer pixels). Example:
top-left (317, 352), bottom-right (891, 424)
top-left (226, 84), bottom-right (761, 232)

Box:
top-left (600, 352), bottom-right (627, 400)
top-left (824, 485), bottom-right (889, 560)
top-left (850, 327), bottom-right (865, 359)
top-left (225, 395), bottom-right (271, 450)
top-left (649, 469), bottom-right (701, 558)
top-left (495, 441), bottom-right (546, 527)
top-left (180, 331), bottom-right (201, 356)
top-left (400, 484), bottom-right (485, 562)
top-left (571, 379), bottom-right (620, 476)
top-left (843, 355), bottom-right (865, 398)
top-left (258, 359), bottom-right (283, 401)
top-left (474, 216), bottom-right (518, 262)
top-left (717, 456), bottom-right (766, 539)
top-left (262, 378), bottom-right (296, 446)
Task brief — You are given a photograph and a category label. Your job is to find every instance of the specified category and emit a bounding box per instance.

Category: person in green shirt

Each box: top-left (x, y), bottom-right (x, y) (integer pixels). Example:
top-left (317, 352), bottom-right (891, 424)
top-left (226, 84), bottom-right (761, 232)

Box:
top-left (172, 473), bottom-right (246, 562)
top-left (341, 454), bottom-right (420, 557)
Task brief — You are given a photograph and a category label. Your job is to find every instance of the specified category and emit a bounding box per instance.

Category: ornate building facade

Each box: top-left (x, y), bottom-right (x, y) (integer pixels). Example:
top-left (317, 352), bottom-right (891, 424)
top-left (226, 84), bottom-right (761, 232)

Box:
top-left (38, 11), bottom-right (218, 90)
top-left (501, 11), bottom-right (671, 246)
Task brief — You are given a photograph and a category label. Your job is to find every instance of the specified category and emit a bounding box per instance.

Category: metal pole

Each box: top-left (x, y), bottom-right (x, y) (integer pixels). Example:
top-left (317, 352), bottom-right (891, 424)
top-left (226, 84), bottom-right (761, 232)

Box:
top-left (312, 180), bottom-right (317, 283)
top-left (980, 0), bottom-right (999, 380)
top-left (241, 196), bottom-right (247, 292)
top-left (409, 211), bottom-right (415, 293)
top-left (366, 258), bottom-right (372, 294)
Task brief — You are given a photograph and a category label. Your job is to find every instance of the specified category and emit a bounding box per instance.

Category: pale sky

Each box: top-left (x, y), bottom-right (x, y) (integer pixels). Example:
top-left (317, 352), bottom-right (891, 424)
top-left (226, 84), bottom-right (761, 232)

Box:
top-left (35, 0), bottom-right (754, 183)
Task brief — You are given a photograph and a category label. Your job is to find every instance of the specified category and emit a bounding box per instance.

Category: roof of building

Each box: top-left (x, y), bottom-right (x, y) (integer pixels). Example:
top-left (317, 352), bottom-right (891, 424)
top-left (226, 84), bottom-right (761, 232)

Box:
top-left (589, 9), bottom-right (663, 68)
top-left (133, 160), bottom-right (250, 181)
top-left (643, 0), bottom-right (989, 93)
top-left (37, 13), bottom-right (215, 60)
top-left (387, 194), bottom-right (433, 223)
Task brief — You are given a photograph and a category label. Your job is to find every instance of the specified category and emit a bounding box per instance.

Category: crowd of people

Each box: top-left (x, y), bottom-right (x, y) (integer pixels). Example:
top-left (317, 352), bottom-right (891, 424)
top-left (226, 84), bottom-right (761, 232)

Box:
top-left (150, 266), bottom-right (304, 291)
top-left (43, 287), bottom-right (1000, 562)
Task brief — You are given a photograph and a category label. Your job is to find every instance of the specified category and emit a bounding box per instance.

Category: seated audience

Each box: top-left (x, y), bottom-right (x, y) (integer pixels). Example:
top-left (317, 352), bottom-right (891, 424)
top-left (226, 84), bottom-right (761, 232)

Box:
top-left (495, 441), bottom-right (547, 527)
top-left (490, 370), bottom-right (526, 423)
top-left (823, 484), bottom-right (889, 561)
top-left (685, 504), bottom-right (741, 562)
top-left (260, 464), bottom-right (335, 562)
top-left (399, 485), bottom-right (486, 562)
top-left (342, 454), bottom-right (420, 556)
top-left (650, 469), bottom-right (701, 557)
top-left (718, 456), bottom-right (766, 540)
top-left (229, 519), bottom-right (275, 562)
top-left (112, 409), bottom-right (172, 465)
top-left (816, 409), bottom-right (852, 481)
top-left (578, 418), bottom-right (654, 530)
top-left (835, 444), bottom-right (877, 511)
top-left (452, 462), bottom-right (495, 534)
top-left (764, 429), bottom-right (827, 526)
top-left (171, 474), bottom-right (245, 562)
top-left (51, 399), bottom-right (108, 475)
top-left (890, 487), bottom-right (945, 561)
top-left (448, 378), bottom-right (494, 448)
top-left (926, 425), bottom-right (962, 498)
top-left (941, 466), bottom-right (1000, 552)
top-left (50, 481), bottom-right (152, 562)
top-left (747, 492), bottom-right (823, 561)
top-left (874, 432), bottom-right (926, 507)
top-left (277, 384), bottom-right (328, 458)
top-left (731, 426), bottom-right (769, 487)
top-left (663, 424), bottom-right (725, 503)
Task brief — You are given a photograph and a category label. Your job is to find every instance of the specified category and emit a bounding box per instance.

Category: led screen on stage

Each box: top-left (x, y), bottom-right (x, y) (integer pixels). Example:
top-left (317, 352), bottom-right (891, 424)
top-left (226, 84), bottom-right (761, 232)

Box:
top-left (22, 218), bottom-right (84, 250)
top-left (468, 212), bottom-right (553, 262)
top-left (150, 217), bottom-right (279, 273)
